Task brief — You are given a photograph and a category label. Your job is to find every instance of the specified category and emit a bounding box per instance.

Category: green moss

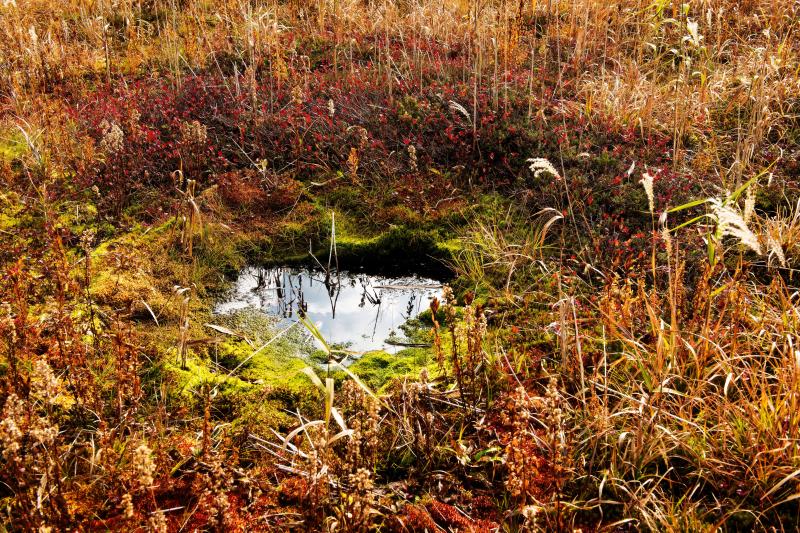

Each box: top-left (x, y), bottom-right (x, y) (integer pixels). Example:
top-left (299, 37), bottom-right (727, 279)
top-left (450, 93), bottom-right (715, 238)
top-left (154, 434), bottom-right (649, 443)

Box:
top-left (435, 237), bottom-right (464, 257)
top-left (248, 207), bottom-right (455, 279)
top-left (167, 309), bottom-right (318, 396)
top-left (91, 261), bottom-right (172, 313)
top-left (0, 129), bottom-right (26, 163)
top-left (88, 215), bottom-right (249, 319)
top-left (53, 198), bottom-right (105, 237)
top-left (0, 191), bottom-right (42, 244)
top-left (349, 347), bottom-right (433, 391)
top-left (324, 185), bottom-right (370, 217)
top-left (167, 356), bottom-right (248, 395)
top-left (216, 338), bottom-right (310, 390)
top-left (228, 390), bottom-right (295, 434)
top-left (0, 193), bottom-right (23, 233)
top-left (167, 339), bottom-right (310, 397)
top-left (325, 224), bottom-right (453, 278)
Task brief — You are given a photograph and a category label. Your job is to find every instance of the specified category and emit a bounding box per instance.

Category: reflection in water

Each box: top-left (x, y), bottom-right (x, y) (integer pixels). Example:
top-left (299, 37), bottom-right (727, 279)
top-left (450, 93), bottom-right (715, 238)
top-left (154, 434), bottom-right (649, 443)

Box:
top-left (215, 267), bottom-right (443, 353)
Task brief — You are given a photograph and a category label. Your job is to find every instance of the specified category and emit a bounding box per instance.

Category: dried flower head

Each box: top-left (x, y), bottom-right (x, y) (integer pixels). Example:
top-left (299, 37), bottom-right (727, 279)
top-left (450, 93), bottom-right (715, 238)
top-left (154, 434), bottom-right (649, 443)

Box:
top-left (291, 85), bottom-right (304, 105)
top-left (0, 302), bottom-right (16, 345)
top-left (31, 358), bottom-right (61, 405)
top-left (0, 394), bottom-right (24, 461)
top-left (180, 120), bottom-right (208, 145)
top-left (132, 443), bottom-right (156, 488)
top-left (80, 229), bottom-right (96, 254)
top-left (148, 510), bottom-right (168, 533)
top-left (121, 493), bottom-right (134, 519)
top-left (99, 120), bottom-right (124, 153)
top-left (407, 144), bottom-right (418, 173)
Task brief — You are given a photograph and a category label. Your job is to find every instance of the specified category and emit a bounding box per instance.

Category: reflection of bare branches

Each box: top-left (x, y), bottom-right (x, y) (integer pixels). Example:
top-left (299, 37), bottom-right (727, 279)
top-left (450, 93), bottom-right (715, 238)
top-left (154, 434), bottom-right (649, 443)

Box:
top-left (364, 289), bottom-right (380, 306)
top-left (327, 280), bottom-right (339, 319)
top-left (222, 266), bottom-right (443, 352)
top-left (295, 279), bottom-right (307, 318)
top-left (274, 269), bottom-right (283, 299)
top-left (359, 276), bottom-right (381, 306)
top-left (369, 300), bottom-right (382, 343)
top-left (404, 293), bottom-right (417, 320)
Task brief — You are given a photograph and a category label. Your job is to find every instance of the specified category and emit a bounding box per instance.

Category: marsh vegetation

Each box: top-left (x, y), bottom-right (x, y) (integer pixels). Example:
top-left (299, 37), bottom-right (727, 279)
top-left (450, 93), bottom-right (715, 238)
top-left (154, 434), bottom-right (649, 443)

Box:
top-left (1, 0), bottom-right (800, 530)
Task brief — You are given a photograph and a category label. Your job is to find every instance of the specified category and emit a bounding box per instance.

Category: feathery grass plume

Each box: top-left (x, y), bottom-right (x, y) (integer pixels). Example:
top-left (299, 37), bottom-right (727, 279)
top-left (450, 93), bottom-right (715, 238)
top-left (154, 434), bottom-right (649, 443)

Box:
top-left (661, 224), bottom-right (673, 262)
top-left (684, 19), bottom-right (703, 48)
top-left (448, 100), bottom-right (472, 123)
top-left (527, 157), bottom-right (560, 179)
top-left (640, 171), bottom-right (655, 214)
top-left (710, 198), bottom-right (762, 255)
top-left (760, 197), bottom-right (800, 267)
top-left (765, 232), bottom-right (787, 267)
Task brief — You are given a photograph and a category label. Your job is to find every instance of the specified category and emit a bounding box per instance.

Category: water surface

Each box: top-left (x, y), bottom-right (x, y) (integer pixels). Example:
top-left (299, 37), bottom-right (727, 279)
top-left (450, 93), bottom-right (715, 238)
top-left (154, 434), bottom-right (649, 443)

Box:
top-left (215, 266), bottom-right (443, 353)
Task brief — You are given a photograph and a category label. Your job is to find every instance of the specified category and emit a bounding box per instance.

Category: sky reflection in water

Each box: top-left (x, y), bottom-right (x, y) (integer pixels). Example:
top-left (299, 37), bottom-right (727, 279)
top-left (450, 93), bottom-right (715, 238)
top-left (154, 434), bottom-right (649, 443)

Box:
top-left (215, 267), bottom-right (443, 353)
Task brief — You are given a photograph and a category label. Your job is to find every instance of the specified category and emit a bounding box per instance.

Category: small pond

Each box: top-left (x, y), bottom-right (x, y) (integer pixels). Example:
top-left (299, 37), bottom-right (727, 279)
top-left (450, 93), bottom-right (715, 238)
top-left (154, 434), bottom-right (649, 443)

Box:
top-left (215, 266), bottom-right (444, 354)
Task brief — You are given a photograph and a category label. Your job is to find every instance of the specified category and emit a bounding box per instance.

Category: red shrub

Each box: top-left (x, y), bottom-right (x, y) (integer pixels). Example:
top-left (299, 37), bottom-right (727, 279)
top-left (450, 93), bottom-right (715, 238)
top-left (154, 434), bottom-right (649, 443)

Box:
top-left (215, 170), bottom-right (303, 213)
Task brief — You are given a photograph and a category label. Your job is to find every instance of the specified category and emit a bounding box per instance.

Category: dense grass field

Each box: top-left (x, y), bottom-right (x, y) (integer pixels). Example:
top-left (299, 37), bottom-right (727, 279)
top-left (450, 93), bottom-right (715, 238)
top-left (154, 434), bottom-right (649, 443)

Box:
top-left (1, 0), bottom-right (800, 530)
